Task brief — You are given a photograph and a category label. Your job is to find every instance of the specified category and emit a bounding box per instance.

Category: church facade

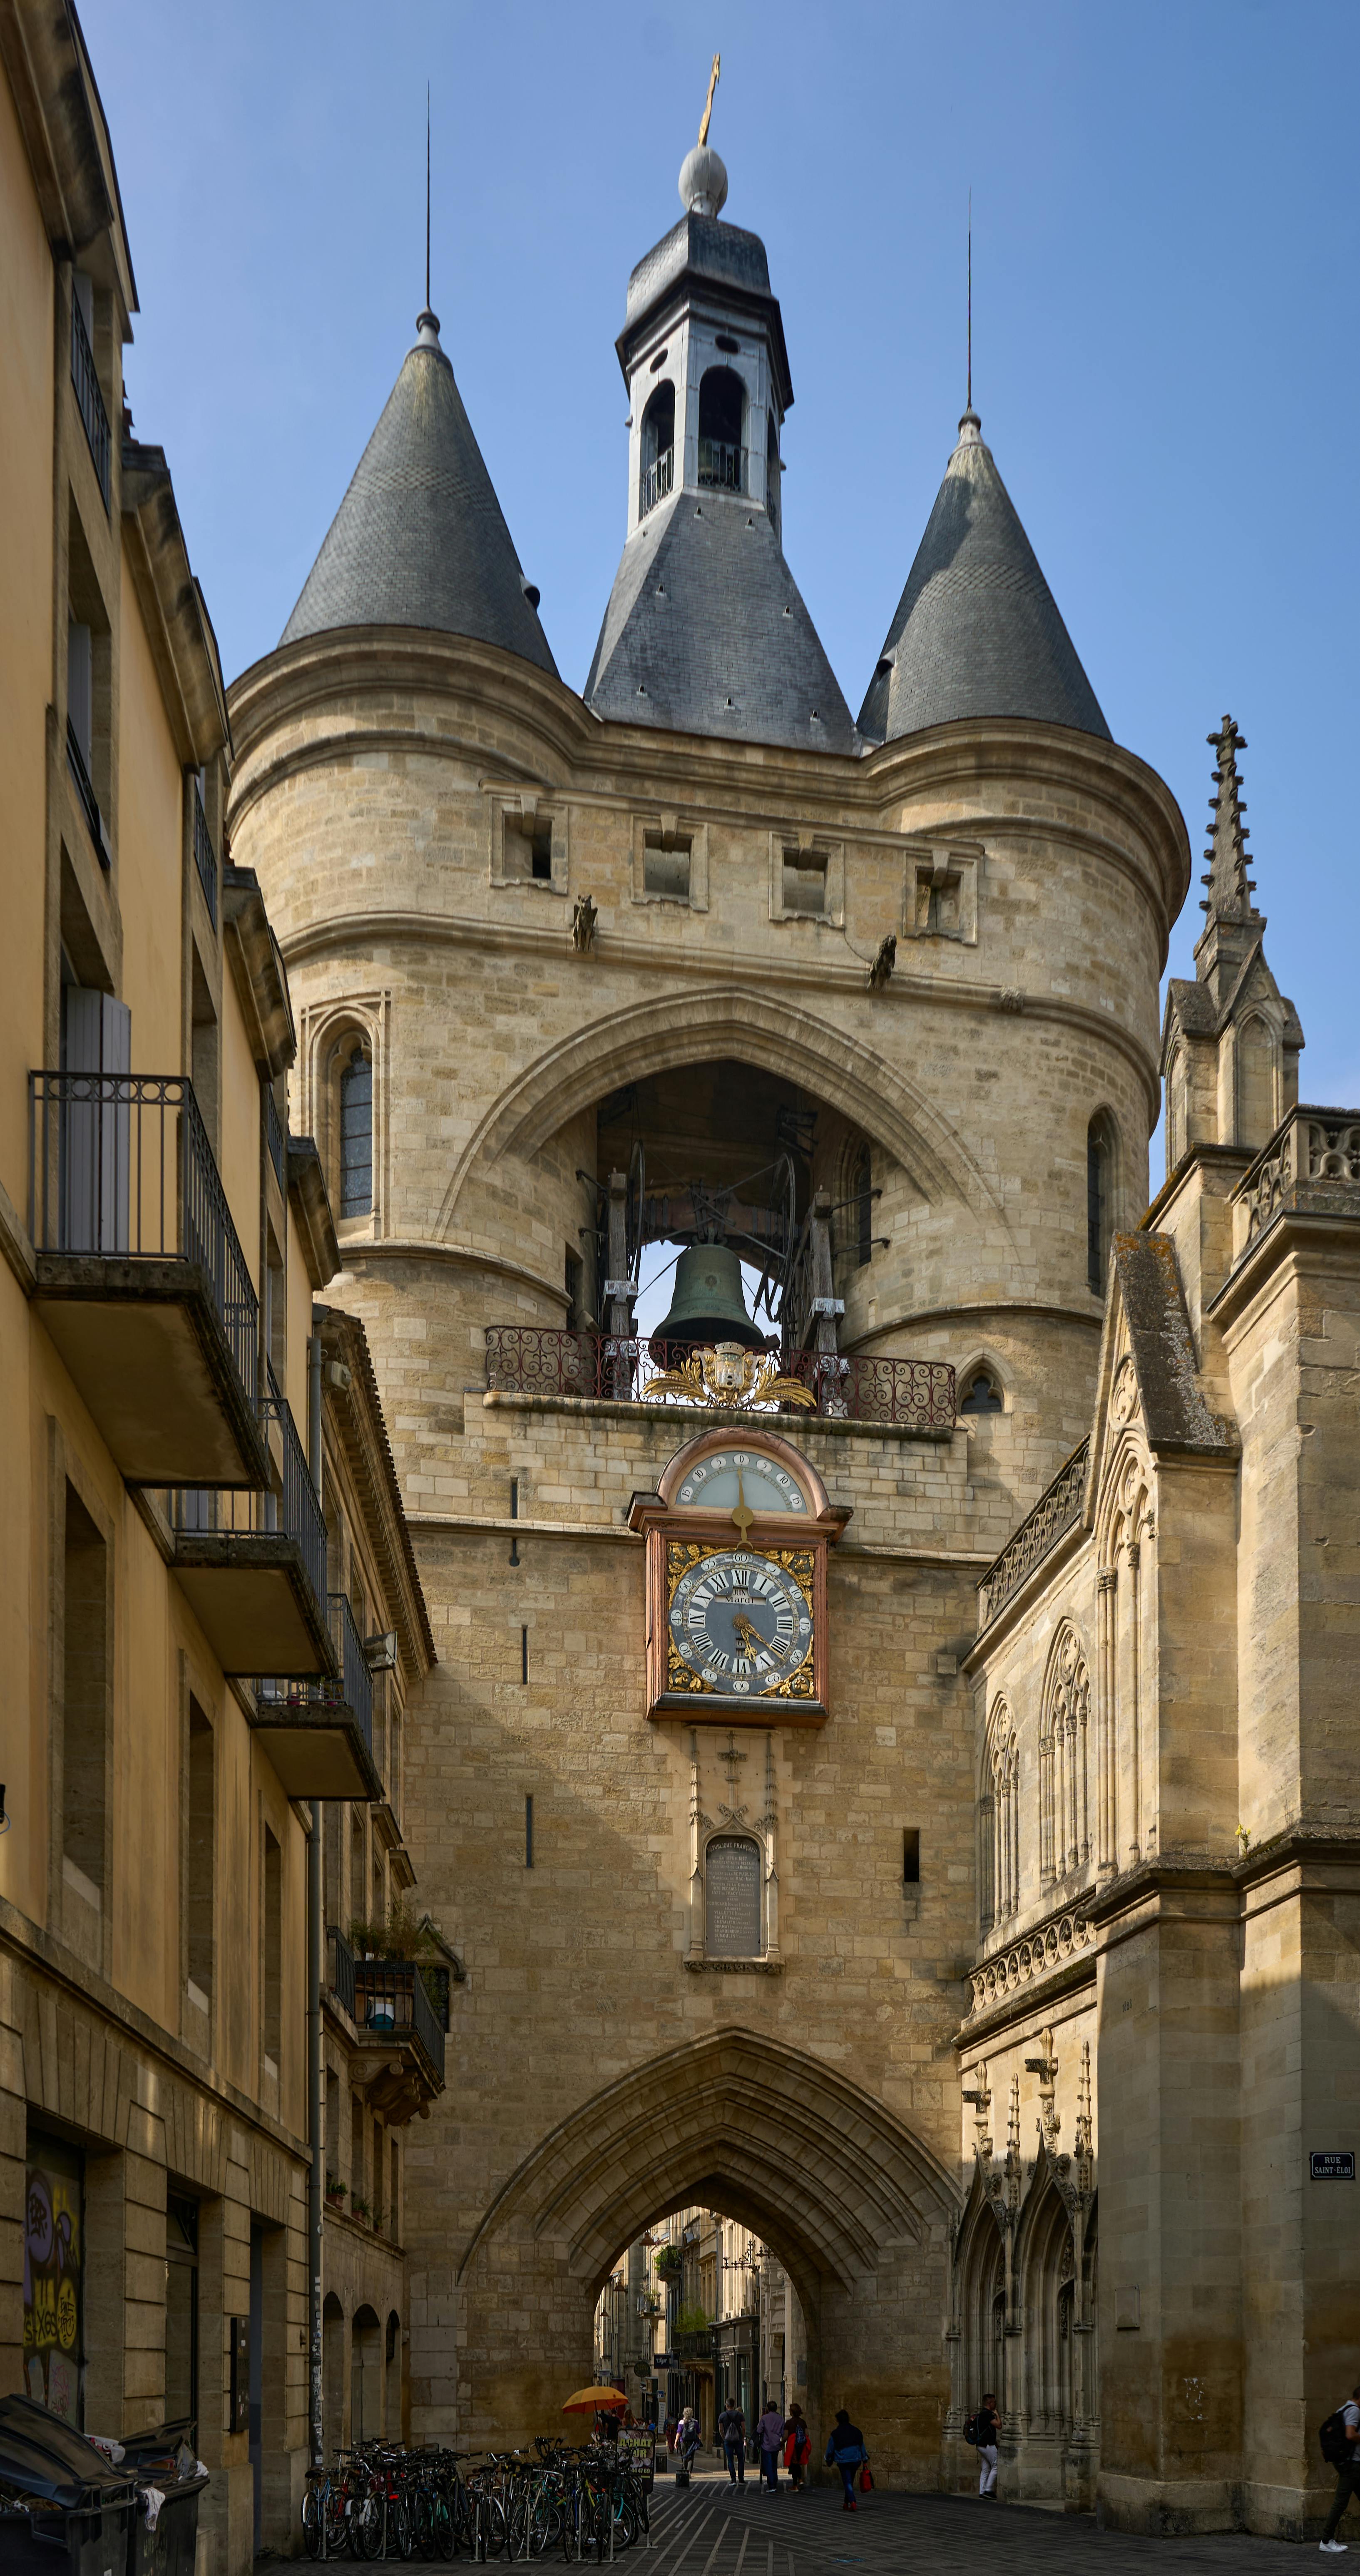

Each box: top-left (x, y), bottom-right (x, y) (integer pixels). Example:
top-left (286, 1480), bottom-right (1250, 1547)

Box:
top-left (226, 124), bottom-right (1360, 2539)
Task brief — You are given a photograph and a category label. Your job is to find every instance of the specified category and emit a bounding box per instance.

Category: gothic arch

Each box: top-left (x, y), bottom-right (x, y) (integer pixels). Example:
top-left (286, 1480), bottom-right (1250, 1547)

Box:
top-left (1038, 1621), bottom-right (1091, 1886)
top-left (435, 987), bottom-right (1010, 1237)
top-left (952, 2165), bottom-right (1008, 2420)
top-left (456, 2025), bottom-right (959, 2313)
top-left (981, 1697), bottom-right (1019, 1931)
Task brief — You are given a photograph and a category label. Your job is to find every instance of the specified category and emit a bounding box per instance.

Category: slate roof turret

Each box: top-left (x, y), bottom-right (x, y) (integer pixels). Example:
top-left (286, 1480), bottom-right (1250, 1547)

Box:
top-left (858, 411), bottom-right (1109, 746)
top-left (281, 311), bottom-right (557, 675)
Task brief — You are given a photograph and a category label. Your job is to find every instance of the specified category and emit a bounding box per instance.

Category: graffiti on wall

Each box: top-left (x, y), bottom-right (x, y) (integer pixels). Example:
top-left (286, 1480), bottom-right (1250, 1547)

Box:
top-left (23, 2152), bottom-right (83, 2425)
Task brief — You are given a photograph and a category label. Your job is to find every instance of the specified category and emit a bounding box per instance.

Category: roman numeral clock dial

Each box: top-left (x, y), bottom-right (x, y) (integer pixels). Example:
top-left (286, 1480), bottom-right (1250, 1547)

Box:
top-left (629, 1434), bottom-right (844, 1726)
top-left (672, 1551), bottom-right (811, 1692)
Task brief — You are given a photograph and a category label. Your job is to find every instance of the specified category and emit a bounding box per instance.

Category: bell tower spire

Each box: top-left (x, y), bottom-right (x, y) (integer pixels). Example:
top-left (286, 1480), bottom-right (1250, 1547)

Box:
top-left (584, 106), bottom-right (856, 752)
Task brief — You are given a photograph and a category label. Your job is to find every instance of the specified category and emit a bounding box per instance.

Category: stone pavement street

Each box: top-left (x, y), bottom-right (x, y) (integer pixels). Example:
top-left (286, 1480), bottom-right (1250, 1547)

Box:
top-left (645, 2467), bottom-right (1333, 2574)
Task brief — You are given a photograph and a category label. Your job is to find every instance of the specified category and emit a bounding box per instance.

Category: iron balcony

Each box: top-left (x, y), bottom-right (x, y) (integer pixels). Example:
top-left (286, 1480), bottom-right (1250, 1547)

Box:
top-left (29, 1069), bottom-right (267, 1487)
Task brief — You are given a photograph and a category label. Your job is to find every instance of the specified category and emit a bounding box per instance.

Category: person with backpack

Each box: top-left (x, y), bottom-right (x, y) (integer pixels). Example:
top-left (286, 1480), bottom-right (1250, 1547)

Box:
top-left (823, 2409), bottom-right (868, 2511)
top-left (675, 2407), bottom-right (701, 2484)
top-left (1319, 2385), bottom-right (1360, 2549)
top-left (756, 2399), bottom-right (785, 2490)
top-left (965, 2393), bottom-right (1001, 2498)
top-left (717, 2399), bottom-right (747, 2486)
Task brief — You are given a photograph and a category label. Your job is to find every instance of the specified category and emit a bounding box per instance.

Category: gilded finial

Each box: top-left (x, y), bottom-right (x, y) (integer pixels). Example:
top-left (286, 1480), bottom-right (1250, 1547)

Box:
top-left (699, 52), bottom-right (721, 146)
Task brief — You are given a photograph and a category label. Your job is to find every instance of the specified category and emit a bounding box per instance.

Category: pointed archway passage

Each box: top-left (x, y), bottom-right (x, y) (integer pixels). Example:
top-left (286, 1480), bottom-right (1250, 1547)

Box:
top-left (455, 2027), bottom-right (960, 2484)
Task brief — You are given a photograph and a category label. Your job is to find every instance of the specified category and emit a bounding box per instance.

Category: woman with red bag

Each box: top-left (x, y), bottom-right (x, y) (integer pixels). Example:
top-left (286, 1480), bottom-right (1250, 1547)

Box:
top-left (782, 2404), bottom-right (811, 2492)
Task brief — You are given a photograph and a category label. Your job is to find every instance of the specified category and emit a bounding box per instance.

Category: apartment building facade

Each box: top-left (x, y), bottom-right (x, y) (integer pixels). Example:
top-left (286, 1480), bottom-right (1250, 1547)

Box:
top-left (0, 10), bottom-right (440, 2568)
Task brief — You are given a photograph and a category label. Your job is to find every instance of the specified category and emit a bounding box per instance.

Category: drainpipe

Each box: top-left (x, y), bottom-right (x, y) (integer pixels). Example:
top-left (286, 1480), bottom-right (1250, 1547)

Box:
top-left (307, 1319), bottom-right (325, 2465)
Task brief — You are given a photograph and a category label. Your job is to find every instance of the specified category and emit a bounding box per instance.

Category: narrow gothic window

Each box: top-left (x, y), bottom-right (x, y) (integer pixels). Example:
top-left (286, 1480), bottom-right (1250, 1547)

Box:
top-left (698, 366), bottom-right (745, 492)
top-left (340, 1045), bottom-right (373, 1216)
top-left (960, 1370), bottom-right (1003, 1414)
top-left (705, 1835), bottom-right (762, 1958)
top-left (1087, 1114), bottom-right (1112, 1295)
top-left (639, 383), bottom-right (674, 518)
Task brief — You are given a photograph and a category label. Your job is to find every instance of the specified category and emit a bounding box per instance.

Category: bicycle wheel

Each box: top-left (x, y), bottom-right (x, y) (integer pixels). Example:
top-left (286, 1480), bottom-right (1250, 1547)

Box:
top-left (392, 2492), bottom-right (417, 2561)
top-left (483, 2497), bottom-right (510, 2560)
top-left (433, 2494), bottom-right (456, 2562)
top-left (301, 2483), bottom-right (324, 2561)
top-left (612, 2499), bottom-right (637, 2553)
top-left (355, 2490), bottom-right (385, 2561)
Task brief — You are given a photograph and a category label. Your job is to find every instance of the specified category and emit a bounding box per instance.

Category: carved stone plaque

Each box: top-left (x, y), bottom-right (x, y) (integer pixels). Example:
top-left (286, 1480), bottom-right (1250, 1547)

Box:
top-left (705, 1834), bottom-right (762, 1958)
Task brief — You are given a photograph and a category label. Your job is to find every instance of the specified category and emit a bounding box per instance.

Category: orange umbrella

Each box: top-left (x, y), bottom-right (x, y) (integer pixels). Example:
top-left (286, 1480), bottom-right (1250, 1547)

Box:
top-left (562, 2384), bottom-right (628, 2413)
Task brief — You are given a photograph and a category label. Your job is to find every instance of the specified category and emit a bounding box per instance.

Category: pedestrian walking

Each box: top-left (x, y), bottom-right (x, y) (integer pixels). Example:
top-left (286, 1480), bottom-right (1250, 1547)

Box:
top-left (757, 2400), bottom-right (785, 2492)
top-left (675, 2407), bottom-right (700, 2484)
top-left (965, 2392), bottom-right (1001, 2499)
top-left (1320, 2385), bottom-right (1360, 2550)
top-left (824, 2409), bottom-right (868, 2511)
top-left (783, 2404), bottom-right (811, 2492)
top-left (717, 2400), bottom-right (748, 2485)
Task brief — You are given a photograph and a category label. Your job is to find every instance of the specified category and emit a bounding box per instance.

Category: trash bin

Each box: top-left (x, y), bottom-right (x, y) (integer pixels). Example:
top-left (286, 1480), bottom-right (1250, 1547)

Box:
top-left (0, 2394), bottom-right (139, 2576)
top-left (127, 2472), bottom-right (209, 2576)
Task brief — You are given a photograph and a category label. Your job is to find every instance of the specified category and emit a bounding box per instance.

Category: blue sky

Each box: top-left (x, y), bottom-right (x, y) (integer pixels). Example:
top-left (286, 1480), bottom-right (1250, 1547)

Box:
top-left (84, 0), bottom-right (1360, 1122)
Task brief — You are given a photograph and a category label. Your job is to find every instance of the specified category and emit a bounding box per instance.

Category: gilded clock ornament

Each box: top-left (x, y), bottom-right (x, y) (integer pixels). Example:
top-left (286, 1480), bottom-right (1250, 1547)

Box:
top-left (632, 1425), bottom-right (845, 1726)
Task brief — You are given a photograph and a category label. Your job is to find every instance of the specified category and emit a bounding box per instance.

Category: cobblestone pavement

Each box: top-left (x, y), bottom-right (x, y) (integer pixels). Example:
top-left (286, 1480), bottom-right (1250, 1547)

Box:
top-left (646, 2467), bottom-right (1335, 2574)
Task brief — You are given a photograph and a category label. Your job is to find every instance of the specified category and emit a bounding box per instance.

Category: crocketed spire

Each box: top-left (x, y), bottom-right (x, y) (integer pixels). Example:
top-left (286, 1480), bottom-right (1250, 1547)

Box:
top-left (1199, 715), bottom-right (1261, 930)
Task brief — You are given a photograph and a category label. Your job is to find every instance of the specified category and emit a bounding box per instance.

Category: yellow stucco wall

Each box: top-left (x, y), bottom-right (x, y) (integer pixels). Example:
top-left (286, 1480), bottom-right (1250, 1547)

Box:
top-left (117, 532), bottom-right (186, 1067)
top-left (0, 57), bottom-right (54, 1208)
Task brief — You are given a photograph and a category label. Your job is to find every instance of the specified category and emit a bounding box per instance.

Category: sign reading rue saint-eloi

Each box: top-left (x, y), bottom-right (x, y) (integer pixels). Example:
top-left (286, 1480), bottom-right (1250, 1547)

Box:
top-left (1309, 2151), bottom-right (1356, 2180)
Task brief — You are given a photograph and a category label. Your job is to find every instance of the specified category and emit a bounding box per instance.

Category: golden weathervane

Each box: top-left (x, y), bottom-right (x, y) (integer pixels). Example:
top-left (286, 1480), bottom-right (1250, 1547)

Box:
top-left (698, 52), bottom-right (721, 147)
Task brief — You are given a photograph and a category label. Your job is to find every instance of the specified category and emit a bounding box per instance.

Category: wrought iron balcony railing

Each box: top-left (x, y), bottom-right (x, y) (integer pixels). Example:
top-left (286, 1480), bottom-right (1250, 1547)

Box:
top-left (268, 1362), bottom-right (328, 1607)
top-left (639, 446), bottom-right (674, 517)
top-left (70, 288), bottom-right (110, 507)
top-left (165, 1375), bottom-right (328, 1611)
top-left (977, 1439), bottom-right (1090, 1630)
top-left (483, 1327), bottom-right (955, 1432)
top-left (30, 1070), bottom-right (258, 1402)
top-left (256, 1592), bottom-right (374, 1748)
top-left (66, 717), bottom-right (108, 867)
top-left (192, 781), bottom-right (217, 927)
top-left (697, 438), bottom-right (743, 492)
top-left (353, 1957), bottom-right (446, 2087)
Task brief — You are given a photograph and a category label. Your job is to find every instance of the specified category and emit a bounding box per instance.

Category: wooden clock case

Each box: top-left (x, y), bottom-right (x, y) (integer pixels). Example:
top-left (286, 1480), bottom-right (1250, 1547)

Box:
top-left (628, 1423), bottom-right (849, 1726)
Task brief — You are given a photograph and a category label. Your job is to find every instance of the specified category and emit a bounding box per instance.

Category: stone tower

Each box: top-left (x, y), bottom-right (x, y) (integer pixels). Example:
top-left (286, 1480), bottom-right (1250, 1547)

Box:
top-left (227, 133), bottom-right (1189, 2483)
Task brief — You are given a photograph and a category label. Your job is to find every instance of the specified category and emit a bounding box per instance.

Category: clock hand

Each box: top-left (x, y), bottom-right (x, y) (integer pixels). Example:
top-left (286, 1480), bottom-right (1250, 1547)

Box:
top-left (731, 1472), bottom-right (755, 1549)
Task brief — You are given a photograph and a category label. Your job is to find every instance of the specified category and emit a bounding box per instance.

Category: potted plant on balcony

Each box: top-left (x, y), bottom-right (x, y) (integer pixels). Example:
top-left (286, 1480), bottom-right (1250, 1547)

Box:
top-left (654, 2244), bottom-right (683, 2284)
top-left (350, 1900), bottom-right (453, 2026)
top-left (325, 2171), bottom-right (347, 2210)
top-left (350, 2194), bottom-right (370, 2224)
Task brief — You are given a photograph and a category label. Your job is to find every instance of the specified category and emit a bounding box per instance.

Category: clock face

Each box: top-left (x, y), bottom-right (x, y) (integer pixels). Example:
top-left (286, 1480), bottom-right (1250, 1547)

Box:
top-left (673, 1449), bottom-right (807, 1516)
top-left (669, 1549), bottom-right (813, 1695)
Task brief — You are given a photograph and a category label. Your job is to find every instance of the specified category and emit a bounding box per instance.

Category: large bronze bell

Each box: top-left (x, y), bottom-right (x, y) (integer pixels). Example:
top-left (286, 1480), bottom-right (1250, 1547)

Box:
top-left (652, 1243), bottom-right (767, 1350)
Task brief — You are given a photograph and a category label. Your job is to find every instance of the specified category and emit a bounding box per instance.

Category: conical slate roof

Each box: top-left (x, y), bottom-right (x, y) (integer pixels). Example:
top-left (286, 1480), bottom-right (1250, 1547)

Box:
top-left (858, 413), bottom-right (1108, 745)
top-left (281, 316), bottom-right (557, 675)
top-left (585, 489), bottom-right (858, 755)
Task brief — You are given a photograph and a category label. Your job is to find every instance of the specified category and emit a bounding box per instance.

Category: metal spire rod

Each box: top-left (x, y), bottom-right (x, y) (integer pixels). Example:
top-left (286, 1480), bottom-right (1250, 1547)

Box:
top-left (425, 84), bottom-right (431, 313)
top-left (967, 186), bottom-right (972, 414)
